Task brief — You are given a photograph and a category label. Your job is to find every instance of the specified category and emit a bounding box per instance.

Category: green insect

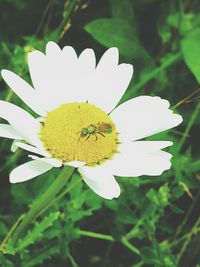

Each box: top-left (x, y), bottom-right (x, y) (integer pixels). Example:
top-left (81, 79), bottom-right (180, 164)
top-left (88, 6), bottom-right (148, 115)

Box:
top-left (78, 123), bottom-right (113, 142)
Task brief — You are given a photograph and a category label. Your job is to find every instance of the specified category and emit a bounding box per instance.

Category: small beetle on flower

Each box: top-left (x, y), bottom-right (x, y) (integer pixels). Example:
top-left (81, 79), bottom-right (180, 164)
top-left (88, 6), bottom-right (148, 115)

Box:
top-left (78, 122), bottom-right (113, 142)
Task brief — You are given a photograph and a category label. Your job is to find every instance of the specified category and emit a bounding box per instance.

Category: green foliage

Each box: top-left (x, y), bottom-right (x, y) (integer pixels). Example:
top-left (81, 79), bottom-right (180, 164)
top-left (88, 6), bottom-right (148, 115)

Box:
top-left (87, 0), bottom-right (137, 57)
top-left (16, 212), bottom-right (60, 251)
top-left (109, 0), bottom-right (135, 23)
top-left (85, 18), bottom-right (140, 58)
top-left (181, 28), bottom-right (200, 83)
top-left (0, 0), bottom-right (200, 267)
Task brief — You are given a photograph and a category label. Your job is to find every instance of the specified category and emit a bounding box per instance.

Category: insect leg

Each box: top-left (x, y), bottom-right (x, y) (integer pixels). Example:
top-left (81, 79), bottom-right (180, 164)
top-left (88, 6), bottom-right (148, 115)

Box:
top-left (86, 134), bottom-right (91, 140)
top-left (97, 132), bottom-right (105, 137)
top-left (78, 135), bottom-right (82, 142)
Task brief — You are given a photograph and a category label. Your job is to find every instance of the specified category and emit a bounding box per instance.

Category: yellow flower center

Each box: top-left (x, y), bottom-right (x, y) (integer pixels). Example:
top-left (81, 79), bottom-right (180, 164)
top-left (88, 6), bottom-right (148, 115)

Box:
top-left (40, 103), bottom-right (118, 165)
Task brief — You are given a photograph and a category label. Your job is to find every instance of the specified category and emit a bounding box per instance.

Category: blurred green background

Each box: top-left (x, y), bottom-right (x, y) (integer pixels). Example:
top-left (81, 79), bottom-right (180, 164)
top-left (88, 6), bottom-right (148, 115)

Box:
top-left (0, 0), bottom-right (200, 266)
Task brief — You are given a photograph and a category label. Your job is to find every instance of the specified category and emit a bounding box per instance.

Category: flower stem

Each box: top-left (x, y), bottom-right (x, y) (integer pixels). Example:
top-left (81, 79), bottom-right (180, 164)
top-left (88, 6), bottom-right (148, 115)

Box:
top-left (121, 236), bottom-right (140, 255)
top-left (58, 0), bottom-right (78, 39)
top-left (77, 229), bottom-right (140, 256)
top-left (178, 101), bottom-right (200, 152)
top-left (78, 229), bottom-right (114, 241)
top-left (9, 166), bottom-right (75, 247)
top-left (36, 177), bottom-right (82, 217)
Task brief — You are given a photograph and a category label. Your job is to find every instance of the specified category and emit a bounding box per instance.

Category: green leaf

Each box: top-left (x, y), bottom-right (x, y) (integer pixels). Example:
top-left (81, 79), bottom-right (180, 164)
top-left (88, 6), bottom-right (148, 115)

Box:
top-left (85, 190), bottom-right (102, 211)
top-left (67, 208), bottom-right (92, 222)
top-left (140, 247), bottom-right (160, 265)
top-left (146, 188), bottom-right (160, 206)
top-left (84, 18), bottom-right (149, 59)
top-left (158, 184), bottom-right (170, 206)
top-left (181, 28), bottom-right (200, 83)
top-left (16, 212), bottom-right (60, 251)
top-left (146, 184), bottom-right (170, 208)
top-left (109, 0), bottom-right (135, 24)
top-left (0, 254), bottom-right (14, 267)
top-left (23, 244), bottom-right (60, 267)
top-left (0, 222), bottom-right (8, 236)
top-left (11, 183), bottom-right (33, 205)
top-left (167, 13), bottom-right (193, 35)
top-left (3, 0), bottom-right (27, 10)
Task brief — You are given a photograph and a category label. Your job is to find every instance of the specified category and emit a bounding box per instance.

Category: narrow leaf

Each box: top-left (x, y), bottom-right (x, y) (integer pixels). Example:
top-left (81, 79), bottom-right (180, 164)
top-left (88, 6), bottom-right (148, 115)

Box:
top-left (181, 28), bottom-right (200, 84)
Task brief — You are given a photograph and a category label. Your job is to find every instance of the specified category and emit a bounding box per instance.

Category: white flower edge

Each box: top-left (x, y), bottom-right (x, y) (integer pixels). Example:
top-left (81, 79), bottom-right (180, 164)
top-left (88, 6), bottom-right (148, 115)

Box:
top-left (1, 42), bottom-right (133, 115)
top-left (0, 42), bottom-right (183, 200)
top-left (0, 94), bottom-right (182, 200)
top-left (9, 141), bottom-right (173, 199)
top-left (110, 96), bottom-right (183, 142)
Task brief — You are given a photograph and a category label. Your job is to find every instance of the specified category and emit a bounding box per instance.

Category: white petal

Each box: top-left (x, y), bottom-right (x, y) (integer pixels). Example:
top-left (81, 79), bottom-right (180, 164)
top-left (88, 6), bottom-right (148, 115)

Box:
top-left (46, 41), bottom-right (61, 55)
top-left (15, 141), bottom-right (50, 157)
top-left (11, 140), bottom-right (19, 152)
top-left (105, 141), bottom-right (173, 177)
top-left (64, 161), bottom-right (86, 168)
top-left (29, 43), bottom-right (85, 111)
top-left (28, 45), bottom-right (133, 113)
top-left (28, 155), bottom-right (62, 167)
top-left (10, 160), bottom-right (53, 183)
top-left (110, 96), bottom-right (183, 142)
top-left (28, 49), bottom-right (62, 112)
top-left (53, 47), bottom-right (96, 105)
top-left (0, 100), bottom-right (42, 147)
top-left (0, 124), bottom-right (22, 139)
top-left (1, 69), bottom-right (46, 116)
top-left (78, 165), bottom-right (120, 200)
top-left (45, 47), bottom-right (96, 108)
top-left (28, 47), bottom-right (64, 111)
top-left (78, 48), bottom-right (96, 71)
top-left (97, 47), bottom-right (119, 71)
top-left (62, 46), bottom-right (77, 63)
top-left (28, 50), bottom-right (46, 93)
top-left (87, 63), bottom-right (133, 113)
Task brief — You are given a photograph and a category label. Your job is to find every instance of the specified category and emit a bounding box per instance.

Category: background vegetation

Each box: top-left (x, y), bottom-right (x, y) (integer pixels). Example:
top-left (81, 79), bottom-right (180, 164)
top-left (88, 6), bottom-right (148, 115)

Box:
top-left (0, 0), bottom-right (200, 266)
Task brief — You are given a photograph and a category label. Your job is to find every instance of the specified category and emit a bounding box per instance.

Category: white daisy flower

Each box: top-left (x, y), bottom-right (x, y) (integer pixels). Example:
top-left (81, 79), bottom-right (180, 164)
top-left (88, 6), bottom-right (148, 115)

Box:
top-left (0, 41), bottom-right (182, 200)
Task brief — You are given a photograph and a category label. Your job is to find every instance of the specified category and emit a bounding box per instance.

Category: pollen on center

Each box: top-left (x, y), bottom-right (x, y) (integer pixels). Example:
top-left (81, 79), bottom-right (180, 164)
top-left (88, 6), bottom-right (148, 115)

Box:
top-left (40, 102), bottom-right (118, 165)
